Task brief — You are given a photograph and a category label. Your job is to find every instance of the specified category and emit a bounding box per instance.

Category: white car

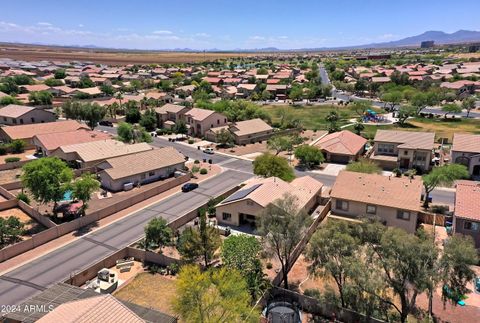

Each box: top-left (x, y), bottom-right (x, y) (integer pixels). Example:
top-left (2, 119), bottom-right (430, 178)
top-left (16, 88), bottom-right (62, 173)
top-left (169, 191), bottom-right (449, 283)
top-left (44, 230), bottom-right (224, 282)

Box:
top-left (203, 147), bottom-right (214, 154)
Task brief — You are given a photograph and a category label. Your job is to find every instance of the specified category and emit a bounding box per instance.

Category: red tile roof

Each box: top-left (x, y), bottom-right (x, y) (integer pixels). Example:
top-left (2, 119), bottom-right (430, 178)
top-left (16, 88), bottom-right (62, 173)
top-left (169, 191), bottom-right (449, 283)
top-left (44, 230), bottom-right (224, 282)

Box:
top-left (455, 180), bottom-right (480, 222)
top-left (314, 130), bottom-right (367, 156)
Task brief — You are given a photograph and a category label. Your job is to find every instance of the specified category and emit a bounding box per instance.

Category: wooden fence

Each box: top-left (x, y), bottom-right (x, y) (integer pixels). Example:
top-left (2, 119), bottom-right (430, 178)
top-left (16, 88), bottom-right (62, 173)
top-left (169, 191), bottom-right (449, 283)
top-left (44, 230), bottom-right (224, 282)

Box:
top-left (418, 211), bottom-right (446, 227)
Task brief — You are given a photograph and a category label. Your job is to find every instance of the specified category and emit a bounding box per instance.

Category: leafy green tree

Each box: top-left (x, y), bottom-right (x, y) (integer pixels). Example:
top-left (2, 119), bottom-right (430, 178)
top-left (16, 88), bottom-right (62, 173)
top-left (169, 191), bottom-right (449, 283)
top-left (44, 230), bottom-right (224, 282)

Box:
top-left (325, 110), bottom-right (340, 133)
top-left (351, 101), bottom-right (372, 118)
top-left (117, 122), bottom-right (134, 143)
top-left (139, 108), bottom-right (157, 131)
top-left (441, 103), bottom-right (462, 118)
top-left (125, 106), bottom-right (141, 124)
top-left (257, 67), bottom-right (268, 75)
top-left (346, 158), bottom-right (382, 174)
top-left (28, 90), bottom-right (53, 105)
top-left (10, 139), bottom-right (25, 153)
top-left (0, 78), bottom-right (19, 94)
top-left (221, 234), bottom-right (267, 298)
top-left (253, 153), bottom-right (295, 182)
top-left (397, 105), bottom-right (417, 126)
top-left (21, 157), bottom-right (74, 213)
top-left (44, 78), bottom-right (64, 87)
top-left (261, 89), bottom-right (272, 101)
top-left (410, 91), bottom-right (439, 114)
top-left (353, 122), bottom-right (364, 135)
top-left (174, 120), bottom-right (188, 136)
top-left (78, 76), bottom-right (95, 88)
top-left (177, 209), bottom-right (221, 267)
top-left (0, 216), bottom-right (24, 247)
top-left (258, 193), bottom-right (311, 289)
top-left (390, 71), bottom-right (410, 85)
top-left (267, 135), bottom-right (294, 155)
top-left (100, 84), bottom-right (115, 96)
top-left (71, 173), bottom-right (100, 213)
top-left (289, 85), bottom-right (303, 101)
top-left (381, 91), bottom-right (403, 110)
top-left (144, 217), bottom-right (173, 252)
top-left (173, 265), bottom-right (258, 323)
top-left (354, 78), bottom-right (368, 95)
top-left (81, 103), bottom-right (106, 130)
top-left (61, 100), bottom-right (82, 120)
top-left (215, 128), bottom-right (234, 147)
top-left (422, 164), bottom-right (469, 208)
top-left (12, 75), bottom-right (33, 85)
top-left (294, 145), bottom-right (324, 169)
top-left (307, 220), bottom-right (359, 308)
top-left (461, 96), bottom-right (476, 118)
top-left (0, 96), bottom-right (21, 106)
top-left (54, 69), bottom-right (66, 79)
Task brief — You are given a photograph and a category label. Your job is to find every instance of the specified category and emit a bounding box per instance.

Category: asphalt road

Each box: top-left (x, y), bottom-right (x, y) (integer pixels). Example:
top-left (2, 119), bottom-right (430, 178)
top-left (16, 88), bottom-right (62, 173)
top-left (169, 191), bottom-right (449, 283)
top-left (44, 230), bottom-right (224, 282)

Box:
top-left (0, 168), bottom-right (251, 307)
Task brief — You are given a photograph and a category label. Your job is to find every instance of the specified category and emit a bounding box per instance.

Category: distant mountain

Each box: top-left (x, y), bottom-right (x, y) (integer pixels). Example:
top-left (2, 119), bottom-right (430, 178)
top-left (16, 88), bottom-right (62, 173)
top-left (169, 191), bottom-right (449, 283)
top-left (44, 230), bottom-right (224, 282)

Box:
top-left (350, 30), bottom-right (480, 49)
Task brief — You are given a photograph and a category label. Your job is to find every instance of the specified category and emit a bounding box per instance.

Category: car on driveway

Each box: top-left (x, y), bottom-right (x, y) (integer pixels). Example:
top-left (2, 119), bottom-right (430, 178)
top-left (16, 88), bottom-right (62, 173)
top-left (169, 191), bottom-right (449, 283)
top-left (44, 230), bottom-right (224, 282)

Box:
top-left (182, 182), bottom-right (199, 192)
top-left (99, 120), bottom-right (113, 127)
top-left (203, 147), bottom-right (214, 154)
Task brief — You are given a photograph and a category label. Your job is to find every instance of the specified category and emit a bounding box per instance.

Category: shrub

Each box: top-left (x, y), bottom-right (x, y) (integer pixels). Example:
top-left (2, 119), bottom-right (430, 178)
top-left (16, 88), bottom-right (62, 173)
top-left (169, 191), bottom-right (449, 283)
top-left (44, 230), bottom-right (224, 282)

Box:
top-left (167, 263), bottom-right (179, 275)
top-left (9, 140), bottom-right (25, 154)
top-left (0, 145), bottom-right (7, 155)
top-left (188, 139), bottom-right (194, 144)
top-left (392, 168), bottom-right (402, 177)
top-left (17, 192), bottom-right (30, 204)
top-left (199, 168), bottom-right (208, 175)
top-left (194, 159), bottom-right (200, 164)
top-left (431, 205), bottom-right (449, 214)
top-left (304, 288), bottom-right (321, 300)
top-left (5, 157), bottom-right (20, 163)
top-left (191, 166), bottom-right (200, 173)
top-left (266, 262), bottom-right (273, 269)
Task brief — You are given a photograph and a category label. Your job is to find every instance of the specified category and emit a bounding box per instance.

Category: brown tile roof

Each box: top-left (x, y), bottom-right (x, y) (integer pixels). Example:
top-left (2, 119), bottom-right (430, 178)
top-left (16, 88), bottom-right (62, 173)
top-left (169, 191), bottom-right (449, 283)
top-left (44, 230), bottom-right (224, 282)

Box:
top-left (455, 180), bottom-right (480, 222)
top-left (0, 104), bottom-right (38, 118)
top-left (37, 294), bottom-right (144, 323)
top-left (102, 147), bottom-right (185, 180)
top-left (21, 84), bottom-right (51, 92)
top-left (0, 120), bottom-right (87, 140)
top-left (185, 107), bottom-right (216, 121)
top-left (230, 118), bottom-right (272, 137)
top-left (154, 103), bottom-right (188, 114)
top-left (374, 130), bottom-right (435, 150)
top-left (76, 87), bottom-right (102, 95)
top-left (452, 133), bottom-right (480, 154)
top-left (315, 130), bottom-right (367, 155)
top-left (57, 140), bottom-right (153, 162)
top-left (331, 171), bottom-right (422, 212)
top-left (35, 129), bottom-right (111, 151)
top-left (218, 176), bottom-right (323, 210)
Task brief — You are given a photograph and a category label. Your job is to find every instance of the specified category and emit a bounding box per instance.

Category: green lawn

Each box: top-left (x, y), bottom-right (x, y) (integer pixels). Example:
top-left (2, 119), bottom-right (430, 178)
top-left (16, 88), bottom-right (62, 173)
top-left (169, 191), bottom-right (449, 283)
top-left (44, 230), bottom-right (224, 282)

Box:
top-left (261, 104), bottom-right (363, 130)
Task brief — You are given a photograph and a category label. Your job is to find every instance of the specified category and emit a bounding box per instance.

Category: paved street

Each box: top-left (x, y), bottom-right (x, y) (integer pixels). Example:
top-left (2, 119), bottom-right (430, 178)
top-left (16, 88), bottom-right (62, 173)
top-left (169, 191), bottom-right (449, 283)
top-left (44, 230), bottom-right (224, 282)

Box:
top-left (0, 169), bottom-right (251, 307)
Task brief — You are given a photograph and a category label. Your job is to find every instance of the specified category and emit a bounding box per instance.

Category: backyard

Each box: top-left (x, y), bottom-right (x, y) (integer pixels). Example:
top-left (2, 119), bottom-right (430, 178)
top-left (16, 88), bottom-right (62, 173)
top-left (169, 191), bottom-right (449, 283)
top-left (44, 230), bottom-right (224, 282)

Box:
top-left (114, 272), bottom-right (178, 317)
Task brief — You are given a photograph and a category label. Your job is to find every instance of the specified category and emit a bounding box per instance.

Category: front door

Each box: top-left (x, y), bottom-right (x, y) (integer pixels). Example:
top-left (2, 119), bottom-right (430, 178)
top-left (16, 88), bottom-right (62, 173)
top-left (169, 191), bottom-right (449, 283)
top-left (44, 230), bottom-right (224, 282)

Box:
top-left (400, 158), bottom-right (410, 169)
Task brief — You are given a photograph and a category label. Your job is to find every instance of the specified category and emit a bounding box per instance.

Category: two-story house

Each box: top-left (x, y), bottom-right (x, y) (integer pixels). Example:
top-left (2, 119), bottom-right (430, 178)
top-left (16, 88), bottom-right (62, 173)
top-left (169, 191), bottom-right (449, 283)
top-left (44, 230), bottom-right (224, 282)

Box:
top-left (330, 171), bottom-right (423, 233)
top-left (453, 180), bottom-right (480, 248)
top-left (451, 133), bottom-right (480, 178)
top-left (154, 103), bottom-right (190, 129)
top-left (370, 130), bottom-right (435, 172)
top-left (184, 108), bottom-right (228, 137)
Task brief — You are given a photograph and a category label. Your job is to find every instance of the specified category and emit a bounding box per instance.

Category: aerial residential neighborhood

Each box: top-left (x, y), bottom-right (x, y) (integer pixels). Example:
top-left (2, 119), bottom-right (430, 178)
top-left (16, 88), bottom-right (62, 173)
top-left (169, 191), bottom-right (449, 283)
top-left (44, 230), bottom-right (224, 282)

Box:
top-left (0, 1), bottom-right (480, 323)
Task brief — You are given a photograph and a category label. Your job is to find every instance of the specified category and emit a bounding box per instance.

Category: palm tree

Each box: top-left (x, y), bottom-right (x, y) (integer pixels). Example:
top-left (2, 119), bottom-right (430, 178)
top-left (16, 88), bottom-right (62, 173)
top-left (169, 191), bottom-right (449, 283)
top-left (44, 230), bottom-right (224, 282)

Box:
top-left (115, 91), bottom-right (124, 117)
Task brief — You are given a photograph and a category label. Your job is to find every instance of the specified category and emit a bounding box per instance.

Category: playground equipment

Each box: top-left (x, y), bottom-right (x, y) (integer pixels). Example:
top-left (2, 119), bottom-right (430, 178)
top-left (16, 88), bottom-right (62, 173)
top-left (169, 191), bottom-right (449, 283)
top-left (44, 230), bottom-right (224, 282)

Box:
top-left (362, 109), bottom-right (387, 123)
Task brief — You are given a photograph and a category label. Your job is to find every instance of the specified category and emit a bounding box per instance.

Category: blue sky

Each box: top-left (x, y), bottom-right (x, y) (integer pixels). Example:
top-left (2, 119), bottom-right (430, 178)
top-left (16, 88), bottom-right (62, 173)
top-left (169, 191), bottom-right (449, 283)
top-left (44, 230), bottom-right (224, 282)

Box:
top-left (0, 0), bottom-right (478, 50)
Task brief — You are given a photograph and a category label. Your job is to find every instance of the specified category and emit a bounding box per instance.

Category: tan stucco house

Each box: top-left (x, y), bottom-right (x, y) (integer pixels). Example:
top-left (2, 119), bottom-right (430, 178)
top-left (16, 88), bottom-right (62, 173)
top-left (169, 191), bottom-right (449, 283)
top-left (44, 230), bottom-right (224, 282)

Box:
top-left (184, 108), bottom-right (228, 137)
top-left (205, 118), bottom-right (274, 144)
top-left (0, 104), bottom-right (56, 126)
top-left (215, 176), bottom-right (323, 227)
top-left (330, 171), bottom-right (423, 233)
top-left (154, 103), bottom-right (190, 129)
top-left (313, 130), bottom-right (366, 163)
top-left (453, 180), bottom-right (480, 248)
top-left (451, 133), bottom-right (480, 178)
top-left (370, 130), bottom-right (434, 172)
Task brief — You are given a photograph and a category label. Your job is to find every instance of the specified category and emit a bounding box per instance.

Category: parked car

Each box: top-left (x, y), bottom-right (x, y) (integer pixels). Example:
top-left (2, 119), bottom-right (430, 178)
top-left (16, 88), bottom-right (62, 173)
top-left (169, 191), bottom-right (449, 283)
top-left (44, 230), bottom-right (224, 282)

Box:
top-left (203, 147), bottom-right (214, 154)
top-left (99, 120), bottom-right (113, 127)
top-left (182, 182), bottom-right (199, 192)
top-left (475, 277), bottom-right (480, 293)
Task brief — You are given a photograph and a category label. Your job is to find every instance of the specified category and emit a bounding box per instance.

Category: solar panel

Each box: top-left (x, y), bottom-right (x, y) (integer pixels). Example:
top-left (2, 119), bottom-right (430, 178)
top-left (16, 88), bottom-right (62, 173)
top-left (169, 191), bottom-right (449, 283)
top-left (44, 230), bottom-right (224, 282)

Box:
top-left (221, 183), bottom-right (262, 204)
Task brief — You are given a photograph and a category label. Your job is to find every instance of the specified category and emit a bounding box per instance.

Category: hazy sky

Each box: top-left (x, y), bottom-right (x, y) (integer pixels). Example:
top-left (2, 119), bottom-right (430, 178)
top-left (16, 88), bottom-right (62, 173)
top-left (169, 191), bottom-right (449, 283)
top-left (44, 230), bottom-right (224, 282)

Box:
top-left (0, 0), bottom-right (478, 50)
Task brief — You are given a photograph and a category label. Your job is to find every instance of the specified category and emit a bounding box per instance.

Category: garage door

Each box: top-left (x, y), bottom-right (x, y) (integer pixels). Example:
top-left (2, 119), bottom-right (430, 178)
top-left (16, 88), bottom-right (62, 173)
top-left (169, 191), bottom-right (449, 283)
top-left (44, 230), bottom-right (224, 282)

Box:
top-left (330, 154), bottom-right (351, 164)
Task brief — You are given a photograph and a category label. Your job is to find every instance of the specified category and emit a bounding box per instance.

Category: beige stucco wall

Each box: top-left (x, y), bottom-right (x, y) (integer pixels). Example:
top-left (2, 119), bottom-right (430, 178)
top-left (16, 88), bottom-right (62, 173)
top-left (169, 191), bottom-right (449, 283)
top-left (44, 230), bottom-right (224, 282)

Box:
top-left (374, 141), bottom-right (432, 171)
top-left (216, 199), bottom-right (265, 226)
top-left (331, 197), bottom-right (418, 233)
top-left (451, 151), bottom-right (480, 176)
top-left (234, 129), bottom-right (274, 145)
top-left (454, 217), bottom-right (480, 248)
top-left (0, 109), bottom-right (56, 126)
top-left (189, 112), bottom-right (228, 137)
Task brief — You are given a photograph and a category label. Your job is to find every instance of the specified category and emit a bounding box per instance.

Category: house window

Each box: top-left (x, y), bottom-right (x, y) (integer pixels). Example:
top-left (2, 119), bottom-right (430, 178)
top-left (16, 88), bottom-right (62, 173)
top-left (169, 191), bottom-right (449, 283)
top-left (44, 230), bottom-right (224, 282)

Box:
top-left (222, 212), bottom-right (232, 221)
top-left (378, 143), bottom-right (394, 154)
top-left (335, 199), bottom-right (349, 211)
top-left (404, 150), bottom-right (408, 155)
top-left (366, 204), bottom-right (377, 215)
top-left (31, 117), bottom-right (35, 123)
top-left (3, 117), bottom-right (6, 122)
top-left (141, 174), bottom-right (146, 180)
top-left (217, 119), bottom-right (220, 125)
top-left (148, 171), bottom-right (155, 177)
top-left (12, 119), bottom-right (16, 124)
top-left (396, 210), bottom-right (411, 221)
top-left (19, 119), bottom-right (23, 124)
top-left (463, 221), bottom-right (479, 231)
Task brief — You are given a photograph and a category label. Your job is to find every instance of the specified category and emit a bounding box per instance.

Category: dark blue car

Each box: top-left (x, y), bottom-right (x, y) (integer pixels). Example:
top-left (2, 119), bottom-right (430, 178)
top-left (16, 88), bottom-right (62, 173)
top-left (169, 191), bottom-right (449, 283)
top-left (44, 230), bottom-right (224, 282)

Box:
top-left (182, 183), bottom-right (199, 192)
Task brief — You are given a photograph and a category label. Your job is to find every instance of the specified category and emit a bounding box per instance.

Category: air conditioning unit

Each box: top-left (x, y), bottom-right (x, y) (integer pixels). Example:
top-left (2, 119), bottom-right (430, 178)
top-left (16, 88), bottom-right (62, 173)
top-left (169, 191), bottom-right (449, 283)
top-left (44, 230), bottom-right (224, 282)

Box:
top-left (123, 182), bottom-right (134, 191)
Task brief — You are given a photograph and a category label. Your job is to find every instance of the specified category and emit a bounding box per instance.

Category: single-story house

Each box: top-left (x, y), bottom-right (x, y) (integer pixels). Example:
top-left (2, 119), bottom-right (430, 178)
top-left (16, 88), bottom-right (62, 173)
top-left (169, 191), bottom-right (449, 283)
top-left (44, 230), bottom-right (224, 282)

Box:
top-left (330, 171), bottom-right (422, 233)
top-left (453, 180), bottom-right (480, 248)
top-left (96, 147), bottom-right (186, 191)
top-left (184, 108), bottom-right (228, 137)
top-left (314, 130), bottom-right (367, 163)
top-left (0, 104), bottom-right (56, 125)
top-left (370, 130), bottom-right (435, 172)
top-left (205, 118), bottom-right (274, 144)
top-left (50, 140), bottom-right (153, 169)
top-left (451, 133), bottom-right (480, 178)
top-left (216, 176), bottom-right (323, 227)
top-left (33, 129), bottom-right (111, 156)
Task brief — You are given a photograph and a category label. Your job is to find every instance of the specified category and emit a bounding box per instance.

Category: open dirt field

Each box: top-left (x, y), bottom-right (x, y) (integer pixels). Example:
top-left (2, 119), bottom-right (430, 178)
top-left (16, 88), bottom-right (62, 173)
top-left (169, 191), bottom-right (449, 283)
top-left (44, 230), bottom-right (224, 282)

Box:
top-left (0, 207), bottom-right (45, 239)
top-left (0, 44), bottom-right (270, 65)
